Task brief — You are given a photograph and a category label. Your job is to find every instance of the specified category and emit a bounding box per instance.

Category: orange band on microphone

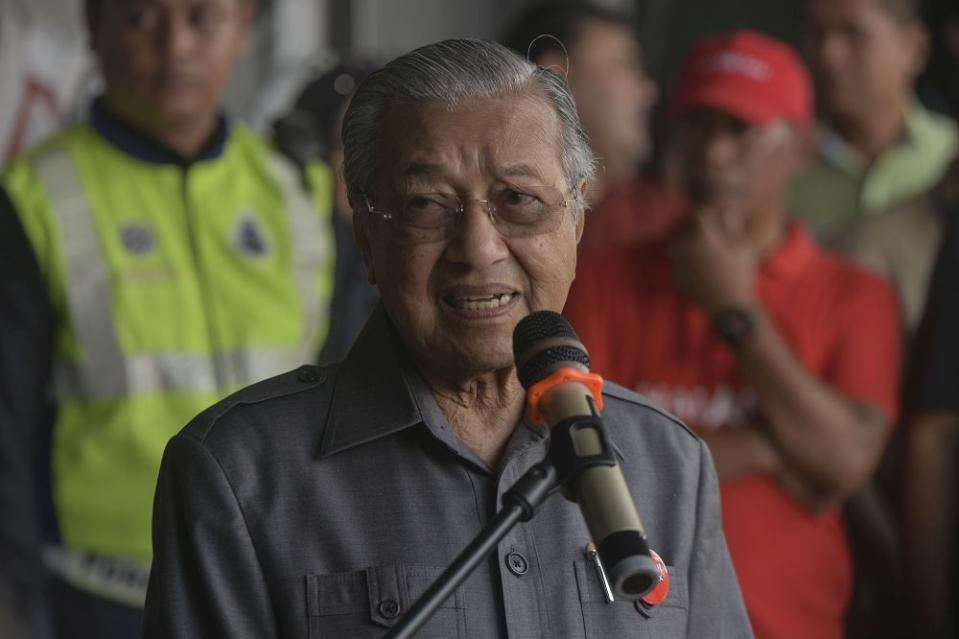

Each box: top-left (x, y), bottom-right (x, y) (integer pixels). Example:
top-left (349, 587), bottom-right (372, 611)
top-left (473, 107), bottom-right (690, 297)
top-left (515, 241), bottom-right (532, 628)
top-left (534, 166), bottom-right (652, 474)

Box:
top-left (526, 368), bottom-right (604, 425)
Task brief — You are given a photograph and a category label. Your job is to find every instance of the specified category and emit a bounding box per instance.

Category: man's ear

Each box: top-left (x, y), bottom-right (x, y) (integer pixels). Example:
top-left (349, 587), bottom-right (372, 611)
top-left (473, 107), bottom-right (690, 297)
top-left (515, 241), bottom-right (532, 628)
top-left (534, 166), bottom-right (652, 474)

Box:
top-left (350, 194), bottom-right (377, 285)
top-left (535, 50), bottom-right (568, 77)
top-left (904, 21), bottom-right (931, 81)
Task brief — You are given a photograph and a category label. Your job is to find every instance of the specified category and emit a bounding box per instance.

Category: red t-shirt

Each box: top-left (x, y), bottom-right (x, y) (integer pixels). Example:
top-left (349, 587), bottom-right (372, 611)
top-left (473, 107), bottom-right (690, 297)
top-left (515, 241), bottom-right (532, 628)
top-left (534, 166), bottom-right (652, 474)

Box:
top-left (565, 223), bottom-right (901, 639)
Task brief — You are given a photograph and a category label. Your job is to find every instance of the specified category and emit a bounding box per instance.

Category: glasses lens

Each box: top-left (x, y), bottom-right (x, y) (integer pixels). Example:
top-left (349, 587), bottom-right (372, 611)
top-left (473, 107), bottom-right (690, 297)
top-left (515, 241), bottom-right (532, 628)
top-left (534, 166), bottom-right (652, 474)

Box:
top-left (383, 186), bottom-right (568, 243)
top-left (492, 185), bottom-right (566, 237)
top-left (396, 193), bottom-right (457, 229)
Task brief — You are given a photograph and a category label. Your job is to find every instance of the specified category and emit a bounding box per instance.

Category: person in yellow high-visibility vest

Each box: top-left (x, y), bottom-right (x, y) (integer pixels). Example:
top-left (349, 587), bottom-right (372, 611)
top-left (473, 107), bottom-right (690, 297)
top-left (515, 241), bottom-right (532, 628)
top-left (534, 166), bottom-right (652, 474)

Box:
top-left (0, 1), bottom-right (335, 637)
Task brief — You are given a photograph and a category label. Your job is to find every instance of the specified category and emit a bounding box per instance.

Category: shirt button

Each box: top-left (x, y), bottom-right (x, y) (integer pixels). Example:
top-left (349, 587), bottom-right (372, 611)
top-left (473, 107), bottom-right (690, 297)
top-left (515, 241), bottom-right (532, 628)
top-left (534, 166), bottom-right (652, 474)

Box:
top-left (377, 599), bottom-right (401, 619)
top-left (505, 551), bottom-right (529, 576)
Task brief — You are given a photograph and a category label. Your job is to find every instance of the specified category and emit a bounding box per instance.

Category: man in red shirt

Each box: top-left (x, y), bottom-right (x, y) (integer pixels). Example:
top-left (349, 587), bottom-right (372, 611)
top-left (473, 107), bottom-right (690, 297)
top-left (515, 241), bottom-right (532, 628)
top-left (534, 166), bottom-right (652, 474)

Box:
top-left (565, 31), bottom-right (901, 639)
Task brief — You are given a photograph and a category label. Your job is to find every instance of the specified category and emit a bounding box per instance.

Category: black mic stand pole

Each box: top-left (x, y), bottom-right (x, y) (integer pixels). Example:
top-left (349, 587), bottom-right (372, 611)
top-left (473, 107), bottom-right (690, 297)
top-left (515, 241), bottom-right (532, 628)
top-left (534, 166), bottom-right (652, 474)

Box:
top-left (383, 461), bottom-right (558, 639)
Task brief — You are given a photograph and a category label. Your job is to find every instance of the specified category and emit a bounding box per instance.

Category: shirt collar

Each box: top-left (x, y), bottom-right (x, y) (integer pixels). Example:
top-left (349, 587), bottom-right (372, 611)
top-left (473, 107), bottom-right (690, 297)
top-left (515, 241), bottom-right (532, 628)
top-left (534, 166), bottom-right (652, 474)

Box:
top-left (317, 305), bottom-right (564, 471)
top-left (318, 305), bottom-right (426, 458)
top-left (759, 221), bottom-right (817, 282)
top-left (817, 100), bottom-right (925, 176)
top-left (320, 304), bottom-right (521, 471)
top-left (90, 97), bottom-right (230, 166)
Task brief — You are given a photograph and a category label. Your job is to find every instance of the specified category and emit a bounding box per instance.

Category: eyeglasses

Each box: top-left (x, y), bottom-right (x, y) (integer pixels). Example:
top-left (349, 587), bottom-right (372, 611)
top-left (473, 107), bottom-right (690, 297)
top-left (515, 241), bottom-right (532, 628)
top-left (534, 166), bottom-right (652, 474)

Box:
top-left (365, 183), bottom-right (572, 243)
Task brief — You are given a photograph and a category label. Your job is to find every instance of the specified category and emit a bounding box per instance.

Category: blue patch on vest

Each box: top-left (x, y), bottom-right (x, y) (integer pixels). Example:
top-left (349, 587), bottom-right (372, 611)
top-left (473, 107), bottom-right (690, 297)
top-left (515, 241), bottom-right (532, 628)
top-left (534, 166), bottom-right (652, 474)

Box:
top-left (119, 223), bottom-right (155, 255)
top-left (235, 214), bottom-right (270, 258)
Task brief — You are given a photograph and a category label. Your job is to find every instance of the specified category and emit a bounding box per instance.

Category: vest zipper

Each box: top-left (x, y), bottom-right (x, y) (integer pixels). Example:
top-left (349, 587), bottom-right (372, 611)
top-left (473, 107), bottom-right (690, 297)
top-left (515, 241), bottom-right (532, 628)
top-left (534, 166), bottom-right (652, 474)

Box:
top-left (180, 167), bottom-right (227, 389)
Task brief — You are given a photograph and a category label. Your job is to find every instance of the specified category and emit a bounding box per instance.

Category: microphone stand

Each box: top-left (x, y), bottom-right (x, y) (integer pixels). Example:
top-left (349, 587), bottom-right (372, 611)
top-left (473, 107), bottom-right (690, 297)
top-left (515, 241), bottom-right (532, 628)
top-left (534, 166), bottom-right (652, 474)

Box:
top-left (383, 461), bottom-right (559, 639)
top-left (385, 398), bottom-right (643, 638)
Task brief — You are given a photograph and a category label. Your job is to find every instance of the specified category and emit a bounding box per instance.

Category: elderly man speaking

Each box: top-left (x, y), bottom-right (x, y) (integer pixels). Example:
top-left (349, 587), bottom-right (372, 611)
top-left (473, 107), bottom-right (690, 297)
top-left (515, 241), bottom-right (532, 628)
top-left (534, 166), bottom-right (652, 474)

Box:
top-left (143, 39), bottom-right (750, 638)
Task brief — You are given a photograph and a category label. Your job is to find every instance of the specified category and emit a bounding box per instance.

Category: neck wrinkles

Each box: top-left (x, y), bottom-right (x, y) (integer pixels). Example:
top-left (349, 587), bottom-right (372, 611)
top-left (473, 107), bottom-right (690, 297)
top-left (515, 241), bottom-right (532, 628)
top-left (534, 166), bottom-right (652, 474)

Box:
top-left (419, 362), bottom-right (527, 468)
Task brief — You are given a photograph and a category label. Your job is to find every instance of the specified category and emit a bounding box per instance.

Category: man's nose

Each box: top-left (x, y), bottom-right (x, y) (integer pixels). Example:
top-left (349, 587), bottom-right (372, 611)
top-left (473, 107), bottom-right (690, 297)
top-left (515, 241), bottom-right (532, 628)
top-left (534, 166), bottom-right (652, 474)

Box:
top-left (700, 128), bottom-right (739, 168)
top-left (160, 13), bottom-right (198, 60)
top-left (444, 201), bottom-right (510, 269)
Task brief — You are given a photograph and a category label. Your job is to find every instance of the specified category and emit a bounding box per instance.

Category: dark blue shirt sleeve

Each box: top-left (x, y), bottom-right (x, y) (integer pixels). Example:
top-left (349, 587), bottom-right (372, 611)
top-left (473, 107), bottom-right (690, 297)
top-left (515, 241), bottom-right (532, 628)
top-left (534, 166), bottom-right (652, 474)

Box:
top-left (0, 185), bottom-right (55, 637)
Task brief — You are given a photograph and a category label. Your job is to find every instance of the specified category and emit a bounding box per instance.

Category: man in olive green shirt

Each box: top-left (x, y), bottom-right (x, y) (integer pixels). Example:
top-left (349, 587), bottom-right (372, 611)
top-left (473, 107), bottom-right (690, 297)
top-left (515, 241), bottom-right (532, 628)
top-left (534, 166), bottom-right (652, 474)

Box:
top-left (790, 0), bottom-right (957, 239)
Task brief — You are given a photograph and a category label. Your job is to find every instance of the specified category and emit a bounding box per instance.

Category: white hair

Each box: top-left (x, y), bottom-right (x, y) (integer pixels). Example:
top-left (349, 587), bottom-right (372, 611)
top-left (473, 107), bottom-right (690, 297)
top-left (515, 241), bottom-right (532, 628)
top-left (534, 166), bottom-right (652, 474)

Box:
top-left (342, 38), bottom-right (596, 219)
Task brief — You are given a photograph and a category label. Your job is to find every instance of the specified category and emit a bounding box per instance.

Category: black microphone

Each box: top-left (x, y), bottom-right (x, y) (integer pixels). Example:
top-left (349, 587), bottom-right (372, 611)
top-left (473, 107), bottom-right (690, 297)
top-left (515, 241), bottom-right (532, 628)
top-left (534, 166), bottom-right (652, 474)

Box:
top-left (513, 310), bottom-right (660, 600)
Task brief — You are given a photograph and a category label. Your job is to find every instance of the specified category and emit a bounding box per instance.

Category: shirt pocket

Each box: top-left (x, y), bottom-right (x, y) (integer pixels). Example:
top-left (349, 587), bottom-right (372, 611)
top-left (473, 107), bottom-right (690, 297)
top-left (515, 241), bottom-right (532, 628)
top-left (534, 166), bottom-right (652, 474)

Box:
top-left (305, 564), bottom-right (466, 638)
top-left (574, 560), bottom-right (689, 638)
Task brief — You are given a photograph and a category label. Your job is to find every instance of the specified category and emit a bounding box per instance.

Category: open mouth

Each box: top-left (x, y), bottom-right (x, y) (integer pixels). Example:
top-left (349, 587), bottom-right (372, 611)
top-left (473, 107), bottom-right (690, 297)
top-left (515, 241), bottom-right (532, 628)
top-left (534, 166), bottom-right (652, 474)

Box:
top-left (444, 292), bottom-right (519, 311)
top-left (440, 285), bottom-right (523, 318)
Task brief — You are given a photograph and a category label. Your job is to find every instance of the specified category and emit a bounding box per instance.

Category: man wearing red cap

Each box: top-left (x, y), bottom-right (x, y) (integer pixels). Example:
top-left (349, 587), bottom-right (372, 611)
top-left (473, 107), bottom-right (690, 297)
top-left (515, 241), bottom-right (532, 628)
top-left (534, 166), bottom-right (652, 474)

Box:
top-left (565, 31), bottom-right (902, 639)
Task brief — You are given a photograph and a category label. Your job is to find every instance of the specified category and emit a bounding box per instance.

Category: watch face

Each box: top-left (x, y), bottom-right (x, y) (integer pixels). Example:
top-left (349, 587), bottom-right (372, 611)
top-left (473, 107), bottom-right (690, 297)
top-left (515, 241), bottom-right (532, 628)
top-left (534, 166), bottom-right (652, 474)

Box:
top-left (715, 307), bottom-right (757, 347)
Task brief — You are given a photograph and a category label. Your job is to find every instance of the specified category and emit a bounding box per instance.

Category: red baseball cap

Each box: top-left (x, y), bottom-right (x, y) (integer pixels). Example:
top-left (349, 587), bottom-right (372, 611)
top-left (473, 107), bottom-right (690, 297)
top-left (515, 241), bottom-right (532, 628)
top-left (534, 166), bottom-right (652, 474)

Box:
top-left (668, 30), bottom-right (813, 126)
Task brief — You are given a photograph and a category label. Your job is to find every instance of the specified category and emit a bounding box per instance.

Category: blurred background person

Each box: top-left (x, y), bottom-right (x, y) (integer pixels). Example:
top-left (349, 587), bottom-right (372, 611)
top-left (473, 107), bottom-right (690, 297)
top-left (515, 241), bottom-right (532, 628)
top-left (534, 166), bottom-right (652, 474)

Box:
top-left (502, 1), bottom-right (657, 203)
top-left (502, 1), bottom-right (680, 249)
top-left (274, 61), bottom-right (380, 363)
top-left (898, 3), bottom-right (959, 637)
top-left (791, 0), bottom-right (957, 240)
top-left (565, 31), bottom-right (902, 639)
top-left (833, 0), bottom-right (959, 338)
top-left (0, 0), bottom-right (335, 637)
top-left (902, 209), bottom-right (959, 639)
top-left (801, 5), bottom-right (959, 636)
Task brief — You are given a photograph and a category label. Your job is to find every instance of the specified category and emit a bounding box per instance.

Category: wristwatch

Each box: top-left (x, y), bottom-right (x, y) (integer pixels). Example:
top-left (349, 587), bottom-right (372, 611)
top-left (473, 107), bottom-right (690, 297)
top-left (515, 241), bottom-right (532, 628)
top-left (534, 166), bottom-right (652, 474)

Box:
top-left (713, 307), bottom-right (758, 348)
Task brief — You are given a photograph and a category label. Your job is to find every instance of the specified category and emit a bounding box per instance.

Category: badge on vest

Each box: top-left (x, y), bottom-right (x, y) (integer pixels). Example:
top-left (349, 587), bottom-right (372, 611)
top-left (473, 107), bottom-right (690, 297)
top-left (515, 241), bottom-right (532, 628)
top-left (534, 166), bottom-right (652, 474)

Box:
top-left (234, 212), bottom-right (270, 259)
top-left (119, 222), bottom-right (156, 255)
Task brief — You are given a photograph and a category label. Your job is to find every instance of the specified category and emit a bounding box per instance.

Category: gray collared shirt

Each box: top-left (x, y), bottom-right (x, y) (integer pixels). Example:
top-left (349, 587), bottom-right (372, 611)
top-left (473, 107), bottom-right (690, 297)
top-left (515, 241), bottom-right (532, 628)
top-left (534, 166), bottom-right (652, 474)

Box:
top-left (144, 308), bottom-right (752, 638)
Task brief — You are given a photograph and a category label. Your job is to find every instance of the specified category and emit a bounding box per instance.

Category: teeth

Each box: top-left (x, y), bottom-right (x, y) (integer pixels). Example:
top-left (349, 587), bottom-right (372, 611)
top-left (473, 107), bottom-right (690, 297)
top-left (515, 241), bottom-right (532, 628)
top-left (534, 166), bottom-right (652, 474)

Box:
top-left (452, 293), bottom-right (515, 310)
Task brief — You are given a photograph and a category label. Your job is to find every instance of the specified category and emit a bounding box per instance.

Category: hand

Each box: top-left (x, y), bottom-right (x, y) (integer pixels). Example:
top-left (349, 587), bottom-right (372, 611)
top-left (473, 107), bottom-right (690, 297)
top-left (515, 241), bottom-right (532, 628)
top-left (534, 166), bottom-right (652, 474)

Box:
top-left (668, 207), bottom-right (758, 315)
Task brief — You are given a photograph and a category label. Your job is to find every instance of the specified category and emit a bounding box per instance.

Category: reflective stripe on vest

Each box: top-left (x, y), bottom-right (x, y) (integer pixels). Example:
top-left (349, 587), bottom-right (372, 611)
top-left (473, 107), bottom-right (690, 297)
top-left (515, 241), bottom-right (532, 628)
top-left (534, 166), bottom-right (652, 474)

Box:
top-left (44, 545), bottom-right (150, 608)
top-left (34, 148), bottom-right (131, 399)
top-left (268, 154), bottom-right (329, 356)
top-left (53, 347), bottom-right (313, 399)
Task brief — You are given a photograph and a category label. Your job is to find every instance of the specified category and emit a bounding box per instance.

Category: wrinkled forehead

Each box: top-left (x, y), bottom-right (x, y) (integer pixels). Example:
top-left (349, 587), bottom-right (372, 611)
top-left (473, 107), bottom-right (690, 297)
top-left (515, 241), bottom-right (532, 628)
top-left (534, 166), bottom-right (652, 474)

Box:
top-left (372, 91), bottom-right (566, 191)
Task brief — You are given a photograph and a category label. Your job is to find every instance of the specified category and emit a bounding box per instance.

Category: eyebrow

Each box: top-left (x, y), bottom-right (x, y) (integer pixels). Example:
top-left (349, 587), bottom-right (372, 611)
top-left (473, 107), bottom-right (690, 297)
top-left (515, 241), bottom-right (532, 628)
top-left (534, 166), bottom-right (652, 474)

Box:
top-left (497, 164), bottom-right (546, 180)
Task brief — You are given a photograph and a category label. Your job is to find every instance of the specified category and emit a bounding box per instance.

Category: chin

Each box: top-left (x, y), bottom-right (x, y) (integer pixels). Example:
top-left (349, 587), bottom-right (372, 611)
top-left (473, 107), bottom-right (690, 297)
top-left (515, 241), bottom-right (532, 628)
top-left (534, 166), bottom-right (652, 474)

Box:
top-left (823, 92), bottom-right (865, 119)
top-left (450, 340), bottom-right (516, 376)
top-left (152, 97), bottom-right (212, 124)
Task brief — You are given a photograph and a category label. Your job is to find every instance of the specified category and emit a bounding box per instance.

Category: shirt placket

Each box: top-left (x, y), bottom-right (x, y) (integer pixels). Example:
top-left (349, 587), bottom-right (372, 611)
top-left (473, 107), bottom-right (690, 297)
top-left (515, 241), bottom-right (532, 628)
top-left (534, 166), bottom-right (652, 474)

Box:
top-left (494, 436), bottom-right (554, 639)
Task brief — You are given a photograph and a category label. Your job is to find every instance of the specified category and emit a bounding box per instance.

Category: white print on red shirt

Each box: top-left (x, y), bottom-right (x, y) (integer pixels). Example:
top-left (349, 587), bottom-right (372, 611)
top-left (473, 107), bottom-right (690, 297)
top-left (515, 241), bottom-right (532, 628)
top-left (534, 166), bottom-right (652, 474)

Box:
top-left (636, 383), bottom-right (759, 431)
